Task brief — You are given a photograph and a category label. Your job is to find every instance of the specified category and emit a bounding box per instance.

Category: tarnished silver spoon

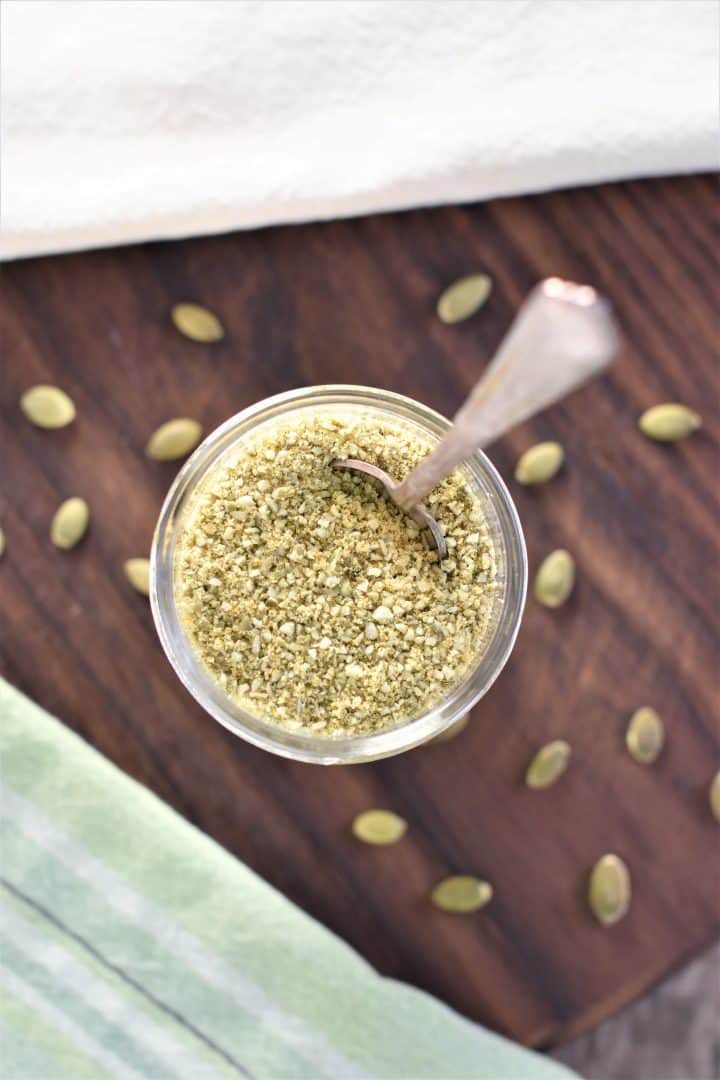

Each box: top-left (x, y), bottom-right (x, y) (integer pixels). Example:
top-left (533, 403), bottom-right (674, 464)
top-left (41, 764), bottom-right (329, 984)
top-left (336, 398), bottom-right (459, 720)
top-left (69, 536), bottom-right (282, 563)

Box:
top-left (332, 278), bottom-right (619, 557)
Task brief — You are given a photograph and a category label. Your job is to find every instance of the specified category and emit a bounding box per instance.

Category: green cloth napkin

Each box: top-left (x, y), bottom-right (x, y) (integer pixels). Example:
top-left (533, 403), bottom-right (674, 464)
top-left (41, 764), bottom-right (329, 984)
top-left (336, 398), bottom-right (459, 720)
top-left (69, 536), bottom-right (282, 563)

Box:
top-left (0, 677), bottom-right (578, 1080)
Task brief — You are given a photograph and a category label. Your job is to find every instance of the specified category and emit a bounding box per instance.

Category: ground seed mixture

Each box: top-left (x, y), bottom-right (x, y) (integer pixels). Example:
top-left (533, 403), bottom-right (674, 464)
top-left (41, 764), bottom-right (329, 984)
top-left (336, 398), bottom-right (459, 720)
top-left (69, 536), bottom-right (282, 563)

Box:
top-left (175, 412), bottom-right (497, 736)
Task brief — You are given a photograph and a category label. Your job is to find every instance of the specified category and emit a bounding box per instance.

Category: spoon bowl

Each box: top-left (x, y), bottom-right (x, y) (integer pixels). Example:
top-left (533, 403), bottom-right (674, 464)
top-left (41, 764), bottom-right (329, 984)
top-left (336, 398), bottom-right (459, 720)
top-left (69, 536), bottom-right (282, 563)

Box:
top-left (330, 457), bottom-right (448, 556)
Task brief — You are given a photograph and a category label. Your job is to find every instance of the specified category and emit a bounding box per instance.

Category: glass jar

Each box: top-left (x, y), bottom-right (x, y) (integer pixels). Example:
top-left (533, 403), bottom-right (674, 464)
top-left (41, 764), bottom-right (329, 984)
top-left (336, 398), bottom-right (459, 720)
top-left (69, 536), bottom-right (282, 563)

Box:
top-left (150, 386), bottom-right (527, 764)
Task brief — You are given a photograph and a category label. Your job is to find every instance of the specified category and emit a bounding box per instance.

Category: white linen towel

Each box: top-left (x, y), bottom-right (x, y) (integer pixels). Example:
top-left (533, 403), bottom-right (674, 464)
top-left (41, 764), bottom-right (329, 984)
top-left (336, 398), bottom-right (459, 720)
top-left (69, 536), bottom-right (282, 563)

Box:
top-left (1, 0), bottom-right (717, 260)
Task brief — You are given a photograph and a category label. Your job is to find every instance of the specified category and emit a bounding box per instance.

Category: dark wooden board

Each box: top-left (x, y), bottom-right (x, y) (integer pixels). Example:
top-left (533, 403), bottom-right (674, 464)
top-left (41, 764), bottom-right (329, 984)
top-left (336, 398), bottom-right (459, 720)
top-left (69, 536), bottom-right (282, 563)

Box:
top-left (1, 175), bottom-right (718, 1048)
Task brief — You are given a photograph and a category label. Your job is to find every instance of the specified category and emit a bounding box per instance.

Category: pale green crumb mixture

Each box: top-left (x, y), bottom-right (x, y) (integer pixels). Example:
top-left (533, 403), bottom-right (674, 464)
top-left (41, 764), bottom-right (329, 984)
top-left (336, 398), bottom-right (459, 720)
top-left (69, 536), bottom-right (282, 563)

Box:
top-left (175, 413), bottom-right (497, 736)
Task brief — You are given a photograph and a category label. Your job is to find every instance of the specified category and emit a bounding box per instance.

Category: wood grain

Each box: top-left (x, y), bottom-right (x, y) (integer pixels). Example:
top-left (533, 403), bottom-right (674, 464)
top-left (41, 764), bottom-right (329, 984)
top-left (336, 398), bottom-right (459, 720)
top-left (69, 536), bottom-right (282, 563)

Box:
top-left (1, 174), bottom-right (718, 1048)
top-left (553, 943), bottom-right (720, 1079)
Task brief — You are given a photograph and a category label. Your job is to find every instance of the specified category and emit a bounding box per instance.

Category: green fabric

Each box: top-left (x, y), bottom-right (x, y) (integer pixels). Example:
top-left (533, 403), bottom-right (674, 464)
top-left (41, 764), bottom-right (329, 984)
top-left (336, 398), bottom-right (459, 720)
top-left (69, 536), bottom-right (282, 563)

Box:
top-left (0, 677), bottom-right (578, 1080)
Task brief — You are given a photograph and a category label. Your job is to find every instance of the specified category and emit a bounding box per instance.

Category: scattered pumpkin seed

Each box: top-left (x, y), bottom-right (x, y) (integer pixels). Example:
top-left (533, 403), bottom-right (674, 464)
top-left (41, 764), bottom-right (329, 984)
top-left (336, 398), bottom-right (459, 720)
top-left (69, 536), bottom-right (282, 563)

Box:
top-left (20, 385), bottom-right (76, 429)
top-left (0, 526), bottom-right (5, 559)
top-left (352, 809), bottom-right (407, 845)
top-left (638, 403), bottom-right (701, 442)
top-left (588, 854), bottom-right (631, 926)
top-left (431, 875), bottom-right (493, 914)
top-left (514, 442), bottom-right (564, 485)
top-left (50, 498), bottom-right (89, 550)
top-left (434, 714), bottom-right (469, 742)
top-left (709, 770), bottom-right (720, 823)
top-left (625, 707), bottom-right (664, 765)
top-left (436, 274), bottom-right (492, 324)
top-left (171, 303), bottom-right (224, 343)
top-left (534, 549), bottom-right (575, 608)
top-left (525, 739), bottom-right (571, 789)
top-left (146, 418), bottom-right (203, 461)
top-left (124, 557), bottom-right (150, 597)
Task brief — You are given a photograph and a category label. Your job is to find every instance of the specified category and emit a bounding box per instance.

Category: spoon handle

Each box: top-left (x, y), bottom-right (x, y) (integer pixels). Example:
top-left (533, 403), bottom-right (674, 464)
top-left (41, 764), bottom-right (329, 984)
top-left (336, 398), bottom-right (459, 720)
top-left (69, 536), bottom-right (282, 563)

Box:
top-left (392, 278), bottom-right (620, 511)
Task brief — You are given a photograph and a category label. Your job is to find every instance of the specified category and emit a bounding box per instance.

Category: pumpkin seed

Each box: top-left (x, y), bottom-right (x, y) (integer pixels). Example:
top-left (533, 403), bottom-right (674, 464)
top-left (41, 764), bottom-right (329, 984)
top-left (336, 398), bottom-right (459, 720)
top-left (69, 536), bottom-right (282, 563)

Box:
top-left (352, 809), bottom-right (407, 845)
top-left (525, 739), bottom-right (571, 789)
top-left (431, 875), bottom-right (493, 914)
top-left (124, 558), bottom-right (150, 597)
top-left (434, 714), bottom-right (469, 742)
top-left (20, 385), bottom-right (76, 429)
top-left (534, 549), bottom-right (575, 608)
top-left (638, 404), bottom-right (701, 442)
top-left (514, 442), bottom-right (564, 485)
top-left (436, 274), bottom-right (492, 324)
top-left (50, 498), bottom-right (89, 550)
top-left (146, 418), bottom-right (202, 461)
top-left (0, 526), bottom-right (5, 559)
top-left (171, 303), bottom-right (224, 343)
top-left (709, 770), bottom-right (720, 823)
top-left (625, 707), bottom-right (664, 764)
top-left (589, 854), bottom-right (631, 926)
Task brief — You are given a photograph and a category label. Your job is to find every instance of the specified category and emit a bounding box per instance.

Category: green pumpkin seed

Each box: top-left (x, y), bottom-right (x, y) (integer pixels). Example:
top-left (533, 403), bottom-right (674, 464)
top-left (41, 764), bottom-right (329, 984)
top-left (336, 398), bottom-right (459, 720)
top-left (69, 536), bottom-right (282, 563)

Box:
top-left (626, 707), bottom-right (664, 764)
top-left (525, 739), bottom-right (571, 789)
top-left (514, 442), bottom-right (564, 485)
top-left (50, 498), bottom-right (89, 550)
top-left (436, 274), bottom-right (492, 324)
top-left (589, 854), bottom-right (631, 926)
top-left (534, 549), bottom-right (575, 608)
top-left (434, 715), bottom-right (469, 742)
top-left (20, 385), bottom-right (76, 429)
top-left (431, 875), bottom-right (493, 914)
top-left (146, 418), bottom-right (202, 461)
top-left (0, 526), bottom-right (5, 559)
top-left (710, 770), bottom-right (720, 823)
top-left (352, 809), bottom-right (407, 845)
top-left (638, 404), bottom-right (701, 442)
top-left (171, 303), bottom-right (224, 343)
top-left (124, 557), bottom-right (150, 597)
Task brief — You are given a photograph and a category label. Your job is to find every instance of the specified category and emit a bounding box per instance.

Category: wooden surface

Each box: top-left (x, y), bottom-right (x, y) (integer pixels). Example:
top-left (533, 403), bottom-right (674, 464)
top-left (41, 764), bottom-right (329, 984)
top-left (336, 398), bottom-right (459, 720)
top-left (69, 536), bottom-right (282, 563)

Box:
top-left (1, 174), bottom-right (718, 1049)
top-left (553, 942), bottom-right (720, 1080)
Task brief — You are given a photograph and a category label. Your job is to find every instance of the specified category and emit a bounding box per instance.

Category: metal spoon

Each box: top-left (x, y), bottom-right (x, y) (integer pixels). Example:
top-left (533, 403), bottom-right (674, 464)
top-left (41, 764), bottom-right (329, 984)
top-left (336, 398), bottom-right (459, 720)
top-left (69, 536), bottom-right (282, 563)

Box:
top-left (332, 278), bottom-right (620, 557)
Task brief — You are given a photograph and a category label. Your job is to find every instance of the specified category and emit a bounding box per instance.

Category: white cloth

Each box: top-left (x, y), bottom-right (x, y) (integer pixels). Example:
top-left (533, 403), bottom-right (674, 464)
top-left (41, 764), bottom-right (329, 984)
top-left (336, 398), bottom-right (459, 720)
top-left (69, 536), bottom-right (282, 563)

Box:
top-left (1, 0), bottom-right (717, 261)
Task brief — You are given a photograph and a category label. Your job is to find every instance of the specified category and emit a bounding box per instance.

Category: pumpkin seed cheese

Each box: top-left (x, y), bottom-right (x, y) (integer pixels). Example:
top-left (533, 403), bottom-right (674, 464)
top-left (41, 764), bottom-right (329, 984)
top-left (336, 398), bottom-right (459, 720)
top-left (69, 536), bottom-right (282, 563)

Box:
top-left (175, 412), bottom-right (498, 736)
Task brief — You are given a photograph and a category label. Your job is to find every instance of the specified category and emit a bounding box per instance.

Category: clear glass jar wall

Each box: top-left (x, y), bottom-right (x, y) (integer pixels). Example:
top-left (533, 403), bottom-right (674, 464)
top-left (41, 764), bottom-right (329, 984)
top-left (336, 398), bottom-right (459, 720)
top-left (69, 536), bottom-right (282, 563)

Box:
top-left (151, 386), bottom-right (527, 764)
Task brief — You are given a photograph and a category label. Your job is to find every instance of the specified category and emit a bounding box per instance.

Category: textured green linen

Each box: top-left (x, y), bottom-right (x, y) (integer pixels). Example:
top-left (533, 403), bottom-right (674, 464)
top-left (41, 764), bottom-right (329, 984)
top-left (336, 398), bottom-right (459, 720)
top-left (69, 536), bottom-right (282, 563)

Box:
top-left (0, 677), bottom-right (578, 1080)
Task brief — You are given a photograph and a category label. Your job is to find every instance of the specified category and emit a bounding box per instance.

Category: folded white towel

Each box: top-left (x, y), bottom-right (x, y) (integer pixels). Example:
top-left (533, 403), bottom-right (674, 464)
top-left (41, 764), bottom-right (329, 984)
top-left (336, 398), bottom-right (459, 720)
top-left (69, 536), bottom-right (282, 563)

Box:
top-left (1, 0), bottom-right (717, 260)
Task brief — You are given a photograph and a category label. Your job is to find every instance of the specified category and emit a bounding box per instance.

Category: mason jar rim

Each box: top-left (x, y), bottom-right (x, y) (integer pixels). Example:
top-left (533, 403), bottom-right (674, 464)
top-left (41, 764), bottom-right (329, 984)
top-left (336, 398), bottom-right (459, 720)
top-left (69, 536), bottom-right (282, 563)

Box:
top-left (150, 385), bottom-right (527, 764)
